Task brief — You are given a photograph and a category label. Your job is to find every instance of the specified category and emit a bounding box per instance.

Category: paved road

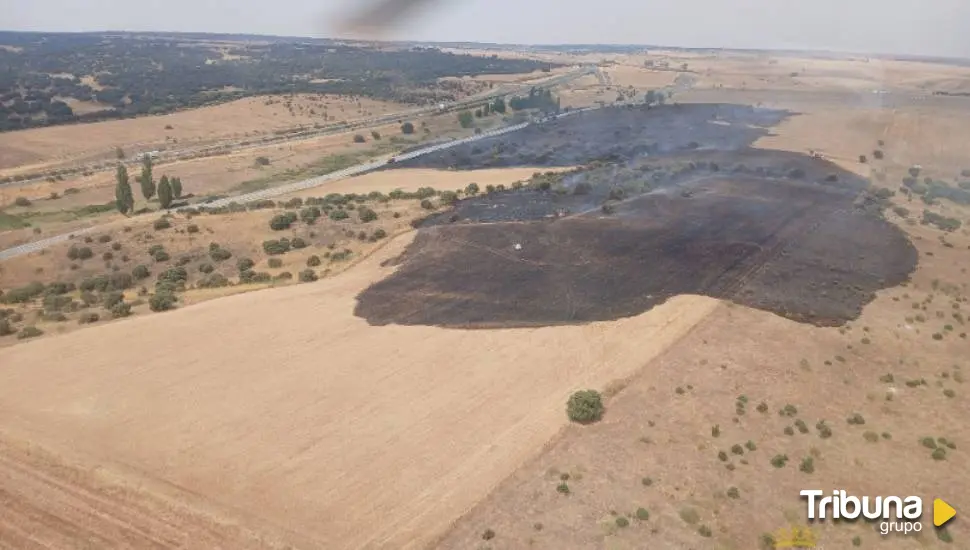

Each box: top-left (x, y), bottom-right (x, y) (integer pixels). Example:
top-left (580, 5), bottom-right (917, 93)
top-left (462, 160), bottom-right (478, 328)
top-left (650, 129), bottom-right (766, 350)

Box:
top-left (4, 67), bottom-right (595, 191)
top-left (0, 106), bottom-right (597, 262)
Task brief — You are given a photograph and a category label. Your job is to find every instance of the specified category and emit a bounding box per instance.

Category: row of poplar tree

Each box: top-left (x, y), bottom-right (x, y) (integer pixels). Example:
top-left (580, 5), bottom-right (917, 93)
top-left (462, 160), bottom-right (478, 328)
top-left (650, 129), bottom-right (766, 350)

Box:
top-left (114, 154), bottom-right (184, 215)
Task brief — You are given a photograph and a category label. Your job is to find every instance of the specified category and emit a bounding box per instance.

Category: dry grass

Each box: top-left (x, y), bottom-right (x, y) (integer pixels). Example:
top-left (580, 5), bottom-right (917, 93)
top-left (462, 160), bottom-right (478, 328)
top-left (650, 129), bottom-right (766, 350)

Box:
top-left (0, 94), bottom-right (407, 173)
top-left (0, 232), bottom-right (718, 549)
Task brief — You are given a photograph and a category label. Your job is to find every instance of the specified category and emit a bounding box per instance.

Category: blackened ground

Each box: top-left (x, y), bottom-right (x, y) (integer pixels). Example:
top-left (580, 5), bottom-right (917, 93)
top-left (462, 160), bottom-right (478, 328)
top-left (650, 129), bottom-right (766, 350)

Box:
top-left (355, 173), bottom-right (916, 328)
top-left (354, 107), bottom-right (917, 329)
top-left (388, 103), bottom-right (791, 170)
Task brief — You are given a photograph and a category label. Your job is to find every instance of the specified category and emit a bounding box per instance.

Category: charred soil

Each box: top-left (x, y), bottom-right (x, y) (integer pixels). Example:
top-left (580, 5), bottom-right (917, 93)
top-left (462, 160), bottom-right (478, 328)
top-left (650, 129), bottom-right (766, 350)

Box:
top-left (356, 107), bottom-right (918, 328)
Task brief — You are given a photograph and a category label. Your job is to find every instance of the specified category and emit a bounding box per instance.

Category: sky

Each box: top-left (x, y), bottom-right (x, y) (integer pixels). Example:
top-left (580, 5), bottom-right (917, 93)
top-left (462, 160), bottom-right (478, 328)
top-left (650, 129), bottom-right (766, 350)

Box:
top-left (4, 0), bottom-right (970, 58)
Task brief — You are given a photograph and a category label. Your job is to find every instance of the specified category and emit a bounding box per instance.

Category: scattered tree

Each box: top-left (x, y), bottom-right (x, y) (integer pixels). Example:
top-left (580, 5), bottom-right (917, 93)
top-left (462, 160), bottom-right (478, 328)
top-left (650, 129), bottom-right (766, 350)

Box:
top-left (139, 154), bottom-right (155, 200)
top-left (115, 164), bottom-right (134, 215)
top-left (401, 121), bottom-right (415, 134)
top-left (157, 175), bottom-right (173, 209)
top-left (171, 176), bottom-right (182, 198)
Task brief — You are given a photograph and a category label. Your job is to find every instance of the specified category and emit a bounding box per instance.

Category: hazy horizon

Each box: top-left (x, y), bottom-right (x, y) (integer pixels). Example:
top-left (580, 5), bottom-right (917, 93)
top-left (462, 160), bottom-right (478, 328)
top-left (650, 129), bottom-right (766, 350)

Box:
top-left (5, 0), bottom-right (970, 58)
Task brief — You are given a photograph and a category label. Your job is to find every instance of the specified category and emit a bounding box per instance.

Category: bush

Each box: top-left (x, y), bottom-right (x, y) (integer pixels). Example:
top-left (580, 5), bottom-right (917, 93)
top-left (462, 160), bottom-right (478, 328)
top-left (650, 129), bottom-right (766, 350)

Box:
top-left (153, 218), bottom-right (171, 230)
top-left (238, 270), bottom-right (272, 284)
top-left (329, 209), bottom-right (349, 221)
top-left (300, 206), bottom-right (321, 224)
top-left (14, 196), bottom-right (31, 207)
top-left (263, 239), bottom-right (291, 255)
top-left (420, 199), bottom-right (434, 210)
top-left (237, 258), bottom-right (255, 272)
top-left (371, 130), bottom-right (381, 140)
top-left (358, 207), bottom-right (378, 223)
top-left (0, 319), bottom-right (13, 336)
top-left (307, 255), bottom-right (321, 267)
top-left (132, 264), bottom-right (151, 280)
top-left (153, 250), bottom-right (170, 262)
top-left (401, 121), bottom-right (415, 134)
top-left (78, 312), bottom-right (100, 324)
top-left (566, 390), bottom-right (604, 423)
top-left (299, 269), bottom-right (318, 283)
top-left (269, 212), bottom-right (298, 231)
top-left (209, 246), bottom-right (232, 262)
top-left (615, 517), bottom-right (629, 528)
top-left (110, 301), bottom-right (132, 318)
top-left (197, 273), bottom-right (230, 288)
top-left (199, 263), bottom-right (215, 274)
top-left (353, 134), bottom-right (366, 143)
top-left (102, 291), bottom-right (125, 308)
top-left (17, 326), bottom-right (43, 340)
top-left (187, 224), bottom-right (200, 234)
top-left (149, 292), bottom-right (177, 312)
top-left (373, 228), bottom-right (387, 240)
top-left (109, 272), bottom-right (133, 290)
top-left (268, 258), bottom-right (283, 268)
top-left (274, 271), bottom-right (293, 281)
top-left (254, 156), bottom-right (270, 166)
top-left (291, 237), bottom-right (307, 249)
top-left (873, 149), bottom-right (884, 160)
top-left (636, 507), bottom-right (650, 520)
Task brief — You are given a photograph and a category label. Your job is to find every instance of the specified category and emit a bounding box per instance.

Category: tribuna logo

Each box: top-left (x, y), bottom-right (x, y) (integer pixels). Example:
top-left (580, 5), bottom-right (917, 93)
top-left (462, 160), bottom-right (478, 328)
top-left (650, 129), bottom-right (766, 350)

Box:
top-left (801, 490), bottom-right (924, 535)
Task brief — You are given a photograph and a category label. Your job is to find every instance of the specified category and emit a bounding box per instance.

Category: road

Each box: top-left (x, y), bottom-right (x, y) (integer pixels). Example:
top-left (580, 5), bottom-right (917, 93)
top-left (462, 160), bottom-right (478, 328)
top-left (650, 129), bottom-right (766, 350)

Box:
top-left (2, 66), bottom-right (596, 190)
top-left (0, 106), bottom-right (597, 261)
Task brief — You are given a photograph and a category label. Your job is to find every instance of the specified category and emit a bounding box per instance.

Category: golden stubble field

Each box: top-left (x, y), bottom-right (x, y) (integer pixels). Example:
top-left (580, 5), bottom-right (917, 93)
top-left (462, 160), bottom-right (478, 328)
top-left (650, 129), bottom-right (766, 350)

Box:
top-left (0, 229), bottom-right (719, 549)
top-left (0, 94), bottom-right (407, 174)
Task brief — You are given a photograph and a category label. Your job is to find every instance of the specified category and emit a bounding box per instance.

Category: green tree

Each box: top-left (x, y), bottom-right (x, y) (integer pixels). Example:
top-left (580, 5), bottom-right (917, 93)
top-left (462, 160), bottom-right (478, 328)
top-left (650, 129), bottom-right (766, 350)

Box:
top-left (401, 121), bottom-right (415, 134)
top-left (171, 176), bottom-right (182, 198)
top-left (139, 154), bottom-right (155, 200)
top-left (566, 390), bottom-right (604, 423)
top-left (157, 175), bottom-right (173, 209)
top-left (492, 97), bottom-right (507, 114)
top-left (458, 110), bottom-right (475, 128)
top-left (115, 164), bottom-right (134, 215)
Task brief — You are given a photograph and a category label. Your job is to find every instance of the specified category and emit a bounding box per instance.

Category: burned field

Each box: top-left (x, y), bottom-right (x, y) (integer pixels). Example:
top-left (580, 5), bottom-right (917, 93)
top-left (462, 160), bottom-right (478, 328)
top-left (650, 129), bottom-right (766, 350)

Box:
top-left (356, 106), bottom-right (918, 328)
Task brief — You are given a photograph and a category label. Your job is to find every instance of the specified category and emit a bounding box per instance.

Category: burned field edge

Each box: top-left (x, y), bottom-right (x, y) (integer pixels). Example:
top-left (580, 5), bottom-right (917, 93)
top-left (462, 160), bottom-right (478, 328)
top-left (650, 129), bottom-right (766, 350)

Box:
top-left (355, 104), bottom-right (919, 328)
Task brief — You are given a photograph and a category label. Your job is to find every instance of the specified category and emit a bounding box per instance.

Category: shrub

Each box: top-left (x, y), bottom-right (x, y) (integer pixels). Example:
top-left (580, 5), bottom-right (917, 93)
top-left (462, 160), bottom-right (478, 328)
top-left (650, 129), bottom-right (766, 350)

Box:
top-left (14, 196), bottom-right (31, 207)
top-left (698, 525), bottom-right (712, 537)
top-left (401, 121), bottom-right (415, 134)
top-left (353, 134), bottom-right (366, 143)
top-left (636, 507), bottom-right (650, 520)
top-left (153, 250), bottom-right (170, 262)
top-left (615, 517), bottom-right (629, 528)
top-left (356, 207), bottom-right (379, 223)
top-left (238, 270), bottom-right (272, 284)
top-left (197, 273), bottom-right (230, 288)
top-left (157, 266), bottom-right (188, 286)
top-left (209, 247), bottom-right (232, 262)
top-left (799, 456), bottom-right (815, 473)
top-left (102, 291), bottom-right (125, 308)
top-left (149, 292), bottom-right (177, 312)
top-left (254, 156), bottom-right (270, 166)
top-left (132, 264), bottom-right (151, 280)
top-left (0, 319), bottom-right (13, 336)
top-left (771, 454), bottom-right (789, 468)
top-left (371, 130), bottom-right (382, 140)
top-left (269, 212), bottom-right (298, 230)
top-left (17, 326), bottom-right (43, 340)
top-left (297, 269), bottom-right (318, 283)
top-left (237, 258), bottom-right (255, 272)
top-left (153, 218), bottom-right (171, 230)
top-left (727, 487), bottom-right (740, 499)
top-left (481, 528), bottom-right (495, 541)
top-left (932, 448), bottom-right (947, 460)
top-left (300, 206), bottom-right (321, 224)
top-left (566, 390), bottom-right (604, 423)
top-left (307, 255), bottom-right (322, 267)
top-left (268, 258), bottom-right (283, 268)
top-left (78, 312), bottom-right (100, 324)
top-left (373, 228), bottom-right (387, 240)
top-left (187, 224), bottom-right (200, 234)
top-left (263, 239), bottom-right (291, 255)
top-left (329, 209), bottom-right (349, 221)
top-left (110, 302), bottom-right (132, 318)
top-left (291, 237), bottom-right (307, 249)
top-left (199, 263), bottom-right (215, 274)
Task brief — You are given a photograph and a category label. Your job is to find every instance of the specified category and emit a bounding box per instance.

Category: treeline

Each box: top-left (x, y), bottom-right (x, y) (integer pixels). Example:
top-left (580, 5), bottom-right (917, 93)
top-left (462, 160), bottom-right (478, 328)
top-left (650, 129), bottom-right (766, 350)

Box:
top-left (0, 32), bottom-right (559, 132)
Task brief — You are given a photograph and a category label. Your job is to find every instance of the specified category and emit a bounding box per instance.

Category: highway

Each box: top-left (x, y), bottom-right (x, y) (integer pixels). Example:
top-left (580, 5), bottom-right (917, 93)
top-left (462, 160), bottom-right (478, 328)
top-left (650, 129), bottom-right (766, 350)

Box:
top-left (0, 105), bottom-right (596, 261)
